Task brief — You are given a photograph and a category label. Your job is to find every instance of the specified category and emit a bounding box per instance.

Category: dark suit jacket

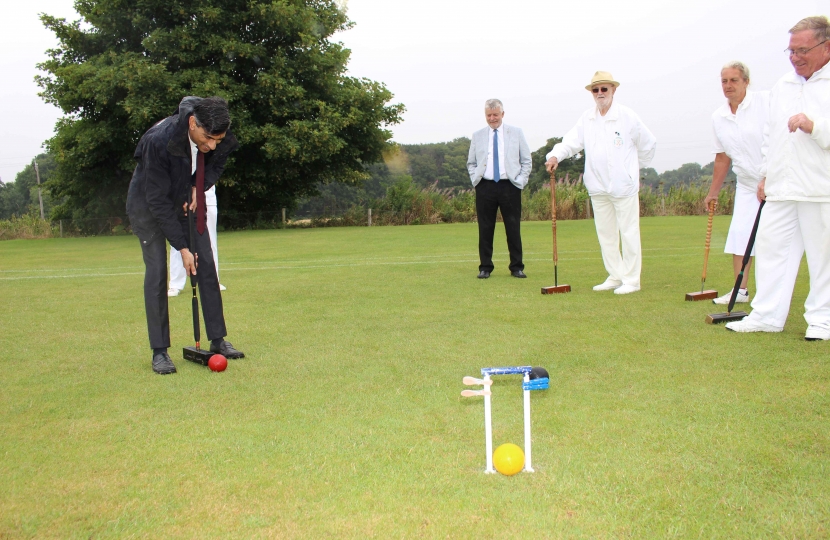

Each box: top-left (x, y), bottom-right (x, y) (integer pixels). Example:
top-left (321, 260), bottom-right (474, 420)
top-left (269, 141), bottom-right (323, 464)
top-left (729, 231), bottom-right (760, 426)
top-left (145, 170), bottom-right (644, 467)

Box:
top-left (126, 97), bottom-right (239, 250)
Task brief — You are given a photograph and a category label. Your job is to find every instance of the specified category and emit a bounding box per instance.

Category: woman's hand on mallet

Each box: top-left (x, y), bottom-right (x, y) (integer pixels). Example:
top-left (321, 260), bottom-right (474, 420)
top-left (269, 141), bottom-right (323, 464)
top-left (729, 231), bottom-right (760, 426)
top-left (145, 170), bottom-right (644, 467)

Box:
top-left (703, 194), bottom-right (718, 212)
top-left (545, 157), bottom-right (559, 173)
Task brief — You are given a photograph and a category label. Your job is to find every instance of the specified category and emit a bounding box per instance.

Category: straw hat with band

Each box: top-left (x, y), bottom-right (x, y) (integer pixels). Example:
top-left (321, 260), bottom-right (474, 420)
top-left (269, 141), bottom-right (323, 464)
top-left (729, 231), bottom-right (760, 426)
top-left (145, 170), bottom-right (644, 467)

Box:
top-left (585, 71), bottom-right (620, 91)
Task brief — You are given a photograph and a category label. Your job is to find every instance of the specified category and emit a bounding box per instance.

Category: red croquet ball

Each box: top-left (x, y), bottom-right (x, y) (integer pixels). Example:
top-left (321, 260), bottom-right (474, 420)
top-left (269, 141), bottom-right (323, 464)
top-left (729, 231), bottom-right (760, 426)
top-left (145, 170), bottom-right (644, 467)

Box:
top-left (208, 354), bottom-right (227, 372)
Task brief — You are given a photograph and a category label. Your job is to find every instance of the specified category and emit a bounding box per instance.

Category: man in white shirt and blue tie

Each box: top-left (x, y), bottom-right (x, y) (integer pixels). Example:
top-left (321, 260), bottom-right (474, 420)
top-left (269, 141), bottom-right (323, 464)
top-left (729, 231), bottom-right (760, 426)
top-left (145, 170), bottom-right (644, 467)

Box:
top-left (466, 99), bottom-right (532, 279)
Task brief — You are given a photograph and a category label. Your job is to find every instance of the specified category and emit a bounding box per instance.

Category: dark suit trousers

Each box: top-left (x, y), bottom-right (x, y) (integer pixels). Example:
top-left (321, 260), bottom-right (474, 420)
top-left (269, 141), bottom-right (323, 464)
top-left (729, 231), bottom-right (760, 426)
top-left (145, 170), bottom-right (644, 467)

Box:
top-left (475, 179), bottom-right (524, 273)
top-left (139, 214), bottom-right (227, 349)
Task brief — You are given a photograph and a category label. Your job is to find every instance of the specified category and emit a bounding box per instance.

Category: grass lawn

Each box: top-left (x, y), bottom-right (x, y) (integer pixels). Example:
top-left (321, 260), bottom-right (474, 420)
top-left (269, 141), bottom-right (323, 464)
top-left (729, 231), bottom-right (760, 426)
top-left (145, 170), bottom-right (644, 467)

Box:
top-left (1, 216), bottom-right (828, 538)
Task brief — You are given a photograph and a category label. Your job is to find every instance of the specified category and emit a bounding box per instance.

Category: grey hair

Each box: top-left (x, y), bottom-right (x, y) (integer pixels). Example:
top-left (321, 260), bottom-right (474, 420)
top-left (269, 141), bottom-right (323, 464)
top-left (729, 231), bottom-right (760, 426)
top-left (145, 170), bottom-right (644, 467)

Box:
top-left (722, 61), bottom-right (751, 83)
top-left (484, 99), bottom-right (503, 111)
top-left (789, 15), bottom-right (830, 42)
top-left (193, 96), bottom-right (231, 135)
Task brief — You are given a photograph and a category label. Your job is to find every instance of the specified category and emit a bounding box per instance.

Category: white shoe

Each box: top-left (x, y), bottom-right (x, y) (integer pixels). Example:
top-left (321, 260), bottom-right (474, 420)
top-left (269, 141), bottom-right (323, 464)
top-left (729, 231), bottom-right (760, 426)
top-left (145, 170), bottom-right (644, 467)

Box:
top-left (167, 288), bottom-right (181, 297)
top-left (805, 325), bottom-right (830, 341)
top-left (725, 319), bottom-right (783, 333)
top-left (613, 284), bottom-right (640, 295)
top-left (219, 284), bottom-right (227, 291)
top-left (593, 278), bottom-right (622, 291)
top-left (712, 289), bottom-right (749, 305)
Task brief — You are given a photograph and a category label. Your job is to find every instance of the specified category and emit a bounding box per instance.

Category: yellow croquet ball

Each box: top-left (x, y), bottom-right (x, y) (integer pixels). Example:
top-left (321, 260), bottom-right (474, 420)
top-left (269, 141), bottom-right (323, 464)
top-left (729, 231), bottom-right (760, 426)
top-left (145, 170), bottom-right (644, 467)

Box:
top-left (493, 443), bottom-right (525, 476)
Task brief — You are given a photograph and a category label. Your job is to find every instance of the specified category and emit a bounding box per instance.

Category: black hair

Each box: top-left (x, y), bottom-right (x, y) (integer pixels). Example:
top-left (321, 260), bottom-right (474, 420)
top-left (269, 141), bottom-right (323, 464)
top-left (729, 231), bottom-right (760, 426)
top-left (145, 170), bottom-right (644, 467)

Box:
top-left (193, 97), bottom-right (231, 135)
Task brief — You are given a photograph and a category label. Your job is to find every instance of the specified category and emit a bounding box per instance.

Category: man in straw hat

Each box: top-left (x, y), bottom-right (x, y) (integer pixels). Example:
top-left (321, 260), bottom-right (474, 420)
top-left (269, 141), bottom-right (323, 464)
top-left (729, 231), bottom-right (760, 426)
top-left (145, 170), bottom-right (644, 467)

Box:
top-left (545, 71), bottom-right (656, 294)
top-left (725, 16), bottom-right (830, 339)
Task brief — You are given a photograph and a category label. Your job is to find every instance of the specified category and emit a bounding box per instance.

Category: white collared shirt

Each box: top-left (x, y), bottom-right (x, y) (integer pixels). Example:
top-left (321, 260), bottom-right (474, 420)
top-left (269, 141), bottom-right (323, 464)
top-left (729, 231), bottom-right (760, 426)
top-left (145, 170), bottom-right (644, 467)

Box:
top-left (547, 101), bottom-right (657, 197)
top-left (762, 61), bottom-right (830, 201)
top-left (711, 91), bottom-right (769, 190)
top-left (189, 134), bottom-right (217, 206)
top-left (188, 134), bottom-right (198, 175)
top-left (484, 125), bottom-right (507, 180)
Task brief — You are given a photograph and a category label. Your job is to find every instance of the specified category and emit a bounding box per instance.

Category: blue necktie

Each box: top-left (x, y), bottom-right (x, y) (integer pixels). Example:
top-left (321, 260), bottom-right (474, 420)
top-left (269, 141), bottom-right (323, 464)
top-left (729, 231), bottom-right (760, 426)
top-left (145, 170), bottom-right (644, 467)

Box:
top-left (493, 129), bottom-right (500, 183)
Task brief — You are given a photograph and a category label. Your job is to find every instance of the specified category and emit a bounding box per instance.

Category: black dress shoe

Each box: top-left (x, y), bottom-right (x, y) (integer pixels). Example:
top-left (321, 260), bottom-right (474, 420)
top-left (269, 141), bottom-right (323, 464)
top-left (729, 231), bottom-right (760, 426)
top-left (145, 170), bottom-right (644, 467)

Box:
top-left (477, 270), bottom-right (491, 279)
top-left (511, 270), bottom-right (527, 278)
top-left (210, 340), bottom-right (245, 359)
top-left (152, 352), bottom-right (177, 375)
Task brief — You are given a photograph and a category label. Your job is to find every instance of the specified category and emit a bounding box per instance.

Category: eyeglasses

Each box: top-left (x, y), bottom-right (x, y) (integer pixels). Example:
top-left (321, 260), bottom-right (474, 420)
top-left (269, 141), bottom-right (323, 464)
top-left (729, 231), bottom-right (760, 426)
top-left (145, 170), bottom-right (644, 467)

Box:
top-left (785, 40), bottom-right (827, 57)
top-left (592, 87), bottom-right (610, 94)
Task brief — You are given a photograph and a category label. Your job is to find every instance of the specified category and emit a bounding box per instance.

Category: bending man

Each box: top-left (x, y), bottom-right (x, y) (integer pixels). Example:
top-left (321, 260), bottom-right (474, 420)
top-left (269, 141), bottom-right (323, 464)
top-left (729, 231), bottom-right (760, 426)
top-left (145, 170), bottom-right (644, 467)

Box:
top-left (127, 96), bottom-right (245, 374)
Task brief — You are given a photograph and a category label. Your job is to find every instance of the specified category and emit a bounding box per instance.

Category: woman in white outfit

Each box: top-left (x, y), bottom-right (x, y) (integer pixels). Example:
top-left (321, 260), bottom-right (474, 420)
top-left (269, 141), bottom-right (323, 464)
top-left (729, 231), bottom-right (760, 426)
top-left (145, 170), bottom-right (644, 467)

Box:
top-left (168, 185), bottom-right (224, 295)
top-left (703, 61), bottom-right (769, 304)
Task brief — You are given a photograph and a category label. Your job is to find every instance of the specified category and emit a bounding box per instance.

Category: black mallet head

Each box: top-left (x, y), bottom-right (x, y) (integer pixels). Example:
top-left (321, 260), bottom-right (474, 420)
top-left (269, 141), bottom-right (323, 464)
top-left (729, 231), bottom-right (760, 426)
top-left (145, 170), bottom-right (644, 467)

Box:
top-left (183, 346), bottom-right (214, 365)
top-left (705, 311), bottom-right (749, 324)
top-left (529, 367), bottom-right (549, 380)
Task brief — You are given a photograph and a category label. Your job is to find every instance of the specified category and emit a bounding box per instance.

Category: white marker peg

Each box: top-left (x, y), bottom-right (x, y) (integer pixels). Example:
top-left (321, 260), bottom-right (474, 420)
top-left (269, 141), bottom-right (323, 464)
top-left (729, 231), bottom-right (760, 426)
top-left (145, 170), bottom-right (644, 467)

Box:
top-left (461, 389), bottom-right (492, 398)
top-left (462, 376), bottom-right (493, 387)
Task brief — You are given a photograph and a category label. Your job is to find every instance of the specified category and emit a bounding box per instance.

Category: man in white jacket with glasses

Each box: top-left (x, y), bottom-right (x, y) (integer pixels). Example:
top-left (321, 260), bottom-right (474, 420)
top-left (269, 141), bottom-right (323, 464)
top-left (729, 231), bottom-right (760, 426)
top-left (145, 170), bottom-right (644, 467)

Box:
top-left (726, 16), bottom-right (830, 340)
top-left (545, 71), bottom-right (657, 295)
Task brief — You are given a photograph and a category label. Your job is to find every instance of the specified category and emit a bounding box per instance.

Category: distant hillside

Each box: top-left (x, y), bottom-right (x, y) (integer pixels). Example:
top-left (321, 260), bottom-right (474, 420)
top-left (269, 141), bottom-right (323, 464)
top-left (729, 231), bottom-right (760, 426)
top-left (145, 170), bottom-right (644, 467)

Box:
top-left (293, 139), bottom-right (736, 218)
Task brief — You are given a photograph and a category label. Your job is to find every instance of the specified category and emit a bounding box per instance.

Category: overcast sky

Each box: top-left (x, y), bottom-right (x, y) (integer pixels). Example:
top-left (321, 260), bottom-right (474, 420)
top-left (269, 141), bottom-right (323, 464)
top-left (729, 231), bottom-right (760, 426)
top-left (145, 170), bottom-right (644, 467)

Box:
top-left (0, 0), bottom-right (825, 184)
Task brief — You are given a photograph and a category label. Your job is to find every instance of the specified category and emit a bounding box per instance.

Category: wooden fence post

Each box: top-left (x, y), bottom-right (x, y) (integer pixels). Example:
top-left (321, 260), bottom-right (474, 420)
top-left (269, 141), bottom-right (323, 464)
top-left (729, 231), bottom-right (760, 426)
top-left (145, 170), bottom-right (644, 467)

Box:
top-left (368, 208), bottom-right (372, 227)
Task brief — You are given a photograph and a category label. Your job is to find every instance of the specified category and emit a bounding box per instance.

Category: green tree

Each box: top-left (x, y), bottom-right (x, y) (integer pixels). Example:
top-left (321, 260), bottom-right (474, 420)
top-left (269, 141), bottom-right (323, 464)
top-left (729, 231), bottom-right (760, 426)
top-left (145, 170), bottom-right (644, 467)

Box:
top-left (37, 0), bottom-right (403, 224)
top-left (0, 154), bottom-right (57, 220)
top-left (640, 167), bottom-right (659, 186)
top-left (403, 138), bottom-right (471, 190)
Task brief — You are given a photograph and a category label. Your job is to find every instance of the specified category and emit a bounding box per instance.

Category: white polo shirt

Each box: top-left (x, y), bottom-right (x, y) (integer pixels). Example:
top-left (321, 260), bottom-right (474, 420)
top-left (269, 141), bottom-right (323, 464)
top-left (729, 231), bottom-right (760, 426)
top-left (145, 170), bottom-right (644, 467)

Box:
top-left (711, 91), bottom-right (769, 190)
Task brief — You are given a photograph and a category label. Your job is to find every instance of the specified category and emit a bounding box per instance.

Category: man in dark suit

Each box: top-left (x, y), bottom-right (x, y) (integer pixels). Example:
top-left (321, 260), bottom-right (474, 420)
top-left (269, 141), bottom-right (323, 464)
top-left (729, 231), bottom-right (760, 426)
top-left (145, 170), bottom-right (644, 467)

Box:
top-left (127, 96), bottom-right (244, 374)
top-left (466, 99), bottom-right (532, 279)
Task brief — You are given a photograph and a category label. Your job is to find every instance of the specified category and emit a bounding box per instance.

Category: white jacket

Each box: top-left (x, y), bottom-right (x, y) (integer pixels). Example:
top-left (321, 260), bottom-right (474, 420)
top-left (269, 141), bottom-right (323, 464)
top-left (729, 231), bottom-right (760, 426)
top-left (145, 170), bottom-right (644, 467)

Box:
top-left (547, 102), bottom-right (656, 197)
top-left (762, 62), bottom-right (830, 202)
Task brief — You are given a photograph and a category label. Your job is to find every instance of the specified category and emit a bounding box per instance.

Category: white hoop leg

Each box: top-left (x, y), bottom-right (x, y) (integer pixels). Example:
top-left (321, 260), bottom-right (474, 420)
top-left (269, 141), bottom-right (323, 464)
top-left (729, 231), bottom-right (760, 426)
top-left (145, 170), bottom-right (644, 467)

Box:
top-left (523, 372), bottom-right (534, 472)
top-left (484, 374), bottom-right (494, 473)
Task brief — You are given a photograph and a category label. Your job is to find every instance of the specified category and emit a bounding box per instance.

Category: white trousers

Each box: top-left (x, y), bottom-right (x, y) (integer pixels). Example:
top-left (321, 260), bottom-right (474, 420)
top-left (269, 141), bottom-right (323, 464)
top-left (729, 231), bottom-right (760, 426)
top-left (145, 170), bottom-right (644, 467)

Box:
top-left (169, 205), bottom-right (219, 290)
top-left (590, 194), bottom-right (641, 287)
top-left (748, 200), bottom-right (830, 329)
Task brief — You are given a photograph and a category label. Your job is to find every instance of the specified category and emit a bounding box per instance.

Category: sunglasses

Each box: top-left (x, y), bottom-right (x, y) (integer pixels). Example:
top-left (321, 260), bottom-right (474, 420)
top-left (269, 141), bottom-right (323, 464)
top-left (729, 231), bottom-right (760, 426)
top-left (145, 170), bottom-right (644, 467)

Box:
top-left (592, 87), bottom-right (610, 94)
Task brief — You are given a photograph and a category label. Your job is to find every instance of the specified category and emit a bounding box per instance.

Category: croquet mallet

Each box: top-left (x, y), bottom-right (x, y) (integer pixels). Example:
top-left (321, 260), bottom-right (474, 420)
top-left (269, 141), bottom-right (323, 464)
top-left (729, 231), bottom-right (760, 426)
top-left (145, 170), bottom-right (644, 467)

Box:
top-left (686, 199), bottom-right (718, 301)
top-left (183, 190), bottom-right (213, 365)
top-left (541, 171), bottom-right (571, 294)
top-left (706, 199), bottom-right (765, 324)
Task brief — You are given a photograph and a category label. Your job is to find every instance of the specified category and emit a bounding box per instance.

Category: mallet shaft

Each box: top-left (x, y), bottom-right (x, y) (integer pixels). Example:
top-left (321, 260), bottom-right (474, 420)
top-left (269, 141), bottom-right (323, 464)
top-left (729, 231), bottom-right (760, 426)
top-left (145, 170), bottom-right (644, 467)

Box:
top-left (701, 200), bottom-right (715, 293)
top-left (550, 171), bottom-right (559, 286)
top-left (727, 199), bottom-right (765, 313)
top-left (187, 187), bottom-right (200, 348)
